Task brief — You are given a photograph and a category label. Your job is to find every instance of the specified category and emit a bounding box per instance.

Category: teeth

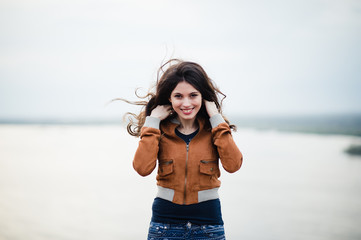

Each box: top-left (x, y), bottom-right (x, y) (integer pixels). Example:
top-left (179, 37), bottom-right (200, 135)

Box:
top-left (182, 109), bottom-right (193, 113)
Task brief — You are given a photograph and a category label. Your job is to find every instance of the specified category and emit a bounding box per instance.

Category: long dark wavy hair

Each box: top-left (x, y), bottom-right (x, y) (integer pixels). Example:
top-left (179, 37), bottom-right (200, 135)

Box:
top-left (113, 59), bottom-right (236, 137)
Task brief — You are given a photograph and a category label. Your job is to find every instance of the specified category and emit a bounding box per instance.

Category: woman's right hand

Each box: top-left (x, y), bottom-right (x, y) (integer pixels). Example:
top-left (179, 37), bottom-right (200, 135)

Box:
top-left (150, 105), bottom-right (173, 120)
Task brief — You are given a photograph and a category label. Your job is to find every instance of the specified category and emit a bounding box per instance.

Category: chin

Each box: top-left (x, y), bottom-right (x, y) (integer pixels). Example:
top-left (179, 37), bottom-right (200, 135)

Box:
top-left (180, 115), bottom-right (196, 120)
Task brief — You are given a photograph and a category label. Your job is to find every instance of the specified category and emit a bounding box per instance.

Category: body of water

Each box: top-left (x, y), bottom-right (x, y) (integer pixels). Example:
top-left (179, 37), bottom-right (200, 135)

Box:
top-left (0, 123), bottom-right (361, 239)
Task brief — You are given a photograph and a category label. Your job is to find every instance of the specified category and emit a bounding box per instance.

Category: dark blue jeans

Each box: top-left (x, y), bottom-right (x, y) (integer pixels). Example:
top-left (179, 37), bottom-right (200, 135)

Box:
top-left (147, 221), bottom-right (226, 240)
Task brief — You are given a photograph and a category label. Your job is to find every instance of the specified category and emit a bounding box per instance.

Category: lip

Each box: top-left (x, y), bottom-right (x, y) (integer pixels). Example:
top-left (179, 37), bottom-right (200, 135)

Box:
top-left (181, 108), bottom-right (194, 115)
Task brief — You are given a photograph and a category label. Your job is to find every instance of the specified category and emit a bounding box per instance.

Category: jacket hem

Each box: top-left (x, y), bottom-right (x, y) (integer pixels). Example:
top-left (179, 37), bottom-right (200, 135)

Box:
top-left (156, 186), bottom-right (220, 204)
top-left (198, 187), bottom-right (220, 202)
top-left (156, 186), bottom-right (175, 202)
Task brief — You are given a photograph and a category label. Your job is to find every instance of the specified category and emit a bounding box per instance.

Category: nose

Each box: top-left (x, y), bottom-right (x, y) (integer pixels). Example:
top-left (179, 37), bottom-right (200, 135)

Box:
top-left (182, 97), bottom-right (191, 107)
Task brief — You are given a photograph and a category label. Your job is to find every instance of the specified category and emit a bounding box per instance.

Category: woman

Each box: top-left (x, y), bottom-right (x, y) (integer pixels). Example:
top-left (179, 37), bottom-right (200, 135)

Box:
top-left (123, 59), bottom-right (243, 239)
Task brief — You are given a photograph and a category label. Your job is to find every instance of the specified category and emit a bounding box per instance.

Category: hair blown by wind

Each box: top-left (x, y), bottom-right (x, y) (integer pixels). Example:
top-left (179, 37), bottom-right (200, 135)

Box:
top-left (112, 59), bottom-right (236, 137)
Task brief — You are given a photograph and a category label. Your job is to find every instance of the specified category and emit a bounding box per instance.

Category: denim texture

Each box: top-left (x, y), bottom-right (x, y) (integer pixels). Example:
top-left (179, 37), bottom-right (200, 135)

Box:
top-left (147, 221), bottom-right (226, 240)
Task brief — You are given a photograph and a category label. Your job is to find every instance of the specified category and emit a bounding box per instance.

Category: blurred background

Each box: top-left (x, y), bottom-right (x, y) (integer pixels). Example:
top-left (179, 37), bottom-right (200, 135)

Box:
top-left (1, 0), bottom-right (361, 239)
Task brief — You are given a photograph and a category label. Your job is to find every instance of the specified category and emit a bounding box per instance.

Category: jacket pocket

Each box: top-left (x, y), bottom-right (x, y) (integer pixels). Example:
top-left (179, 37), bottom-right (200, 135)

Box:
top-left (158, 159), bottom-right (174, 176)
top-left (199, 159), bottom-right (219, 176)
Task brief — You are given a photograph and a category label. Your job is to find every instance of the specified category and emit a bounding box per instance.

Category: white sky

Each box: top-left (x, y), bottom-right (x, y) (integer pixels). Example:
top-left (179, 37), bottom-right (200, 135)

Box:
top-left (1, 0), bottom-right (361, 120)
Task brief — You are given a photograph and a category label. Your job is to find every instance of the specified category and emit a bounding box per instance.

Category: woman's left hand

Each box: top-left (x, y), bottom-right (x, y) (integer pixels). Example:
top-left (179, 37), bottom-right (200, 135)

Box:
top-left (204, 100), bottom-right (219, 117)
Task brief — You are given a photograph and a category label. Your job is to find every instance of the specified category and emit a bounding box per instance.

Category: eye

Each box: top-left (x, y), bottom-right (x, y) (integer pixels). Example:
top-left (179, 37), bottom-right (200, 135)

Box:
top-left (190, 93), bottom-right (199, 98)
top-left (174, 94), bottom-right (182, 98)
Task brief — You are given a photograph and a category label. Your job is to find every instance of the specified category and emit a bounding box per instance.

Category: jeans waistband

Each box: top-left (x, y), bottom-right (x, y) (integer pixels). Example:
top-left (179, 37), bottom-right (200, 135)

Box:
top-left (150, 221), bottom-right (223, 230)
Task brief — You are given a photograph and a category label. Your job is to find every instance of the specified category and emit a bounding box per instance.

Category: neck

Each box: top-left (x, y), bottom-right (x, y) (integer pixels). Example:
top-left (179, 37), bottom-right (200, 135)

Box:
top-left (176, 117), bottom-right (198, 134)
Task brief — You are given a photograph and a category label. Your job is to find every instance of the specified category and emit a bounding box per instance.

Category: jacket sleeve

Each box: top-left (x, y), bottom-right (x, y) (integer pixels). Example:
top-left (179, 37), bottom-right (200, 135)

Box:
top-left (210, 114), bottom-right (243, 173)
top-left (133, 116), bottom-right (161, 176)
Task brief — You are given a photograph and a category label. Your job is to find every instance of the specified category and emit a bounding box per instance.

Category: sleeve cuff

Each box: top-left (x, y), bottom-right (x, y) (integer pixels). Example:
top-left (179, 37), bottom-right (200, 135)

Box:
top-left (144, 116), bottom-right (161, 129)
top-left (210, 114), bottom-right (225, 128)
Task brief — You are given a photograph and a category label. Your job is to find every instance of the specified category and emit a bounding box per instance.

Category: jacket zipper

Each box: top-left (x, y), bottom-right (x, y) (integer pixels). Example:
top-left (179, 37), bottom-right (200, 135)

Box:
top-left (183, 143), bottom-right (189, 205)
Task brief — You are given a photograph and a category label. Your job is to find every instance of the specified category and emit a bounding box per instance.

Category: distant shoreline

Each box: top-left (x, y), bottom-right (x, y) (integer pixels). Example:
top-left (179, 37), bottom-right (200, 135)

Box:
top-left (232, 114), bottom-right (361, 137)
top-left (1, 113), bottom-right (361, 137)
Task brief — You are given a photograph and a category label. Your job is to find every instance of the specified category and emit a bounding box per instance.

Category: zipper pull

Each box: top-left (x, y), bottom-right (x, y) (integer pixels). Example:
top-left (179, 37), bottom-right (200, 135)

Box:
top-left (186, 144), bottom-right (189, 151)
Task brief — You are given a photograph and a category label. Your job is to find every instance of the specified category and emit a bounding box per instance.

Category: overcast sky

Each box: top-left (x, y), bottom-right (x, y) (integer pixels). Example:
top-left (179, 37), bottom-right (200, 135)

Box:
top-left (1, 0), bottom-right (360, 120)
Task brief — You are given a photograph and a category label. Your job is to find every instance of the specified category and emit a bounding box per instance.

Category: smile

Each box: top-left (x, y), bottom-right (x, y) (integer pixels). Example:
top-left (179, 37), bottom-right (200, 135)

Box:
top-left (181, 108), bottom-right (195, 115)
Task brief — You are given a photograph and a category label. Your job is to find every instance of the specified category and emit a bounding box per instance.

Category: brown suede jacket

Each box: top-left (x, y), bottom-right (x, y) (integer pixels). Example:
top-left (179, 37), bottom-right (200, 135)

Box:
top-left (133, 114), bottom-right (243, 205)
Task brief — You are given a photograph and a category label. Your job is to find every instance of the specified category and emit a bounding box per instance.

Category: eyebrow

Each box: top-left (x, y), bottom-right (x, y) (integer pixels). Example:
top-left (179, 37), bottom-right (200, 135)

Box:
top-left (172, 91), bottom-right (200, 95)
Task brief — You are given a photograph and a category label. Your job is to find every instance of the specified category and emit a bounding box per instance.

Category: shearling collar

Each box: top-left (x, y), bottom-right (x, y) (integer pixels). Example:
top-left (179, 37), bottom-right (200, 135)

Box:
top-left (161, 116), bottom-right (207, 137)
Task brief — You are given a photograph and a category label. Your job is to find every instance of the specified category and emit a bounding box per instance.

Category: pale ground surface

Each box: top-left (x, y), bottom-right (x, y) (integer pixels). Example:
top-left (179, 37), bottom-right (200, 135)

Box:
top-left (0, 125), bottom-right (361, 240)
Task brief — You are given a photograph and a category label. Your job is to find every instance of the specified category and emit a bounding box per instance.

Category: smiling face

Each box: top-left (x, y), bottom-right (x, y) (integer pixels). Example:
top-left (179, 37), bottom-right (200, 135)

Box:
top-left (169, 81), bottom-right (202, 123)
